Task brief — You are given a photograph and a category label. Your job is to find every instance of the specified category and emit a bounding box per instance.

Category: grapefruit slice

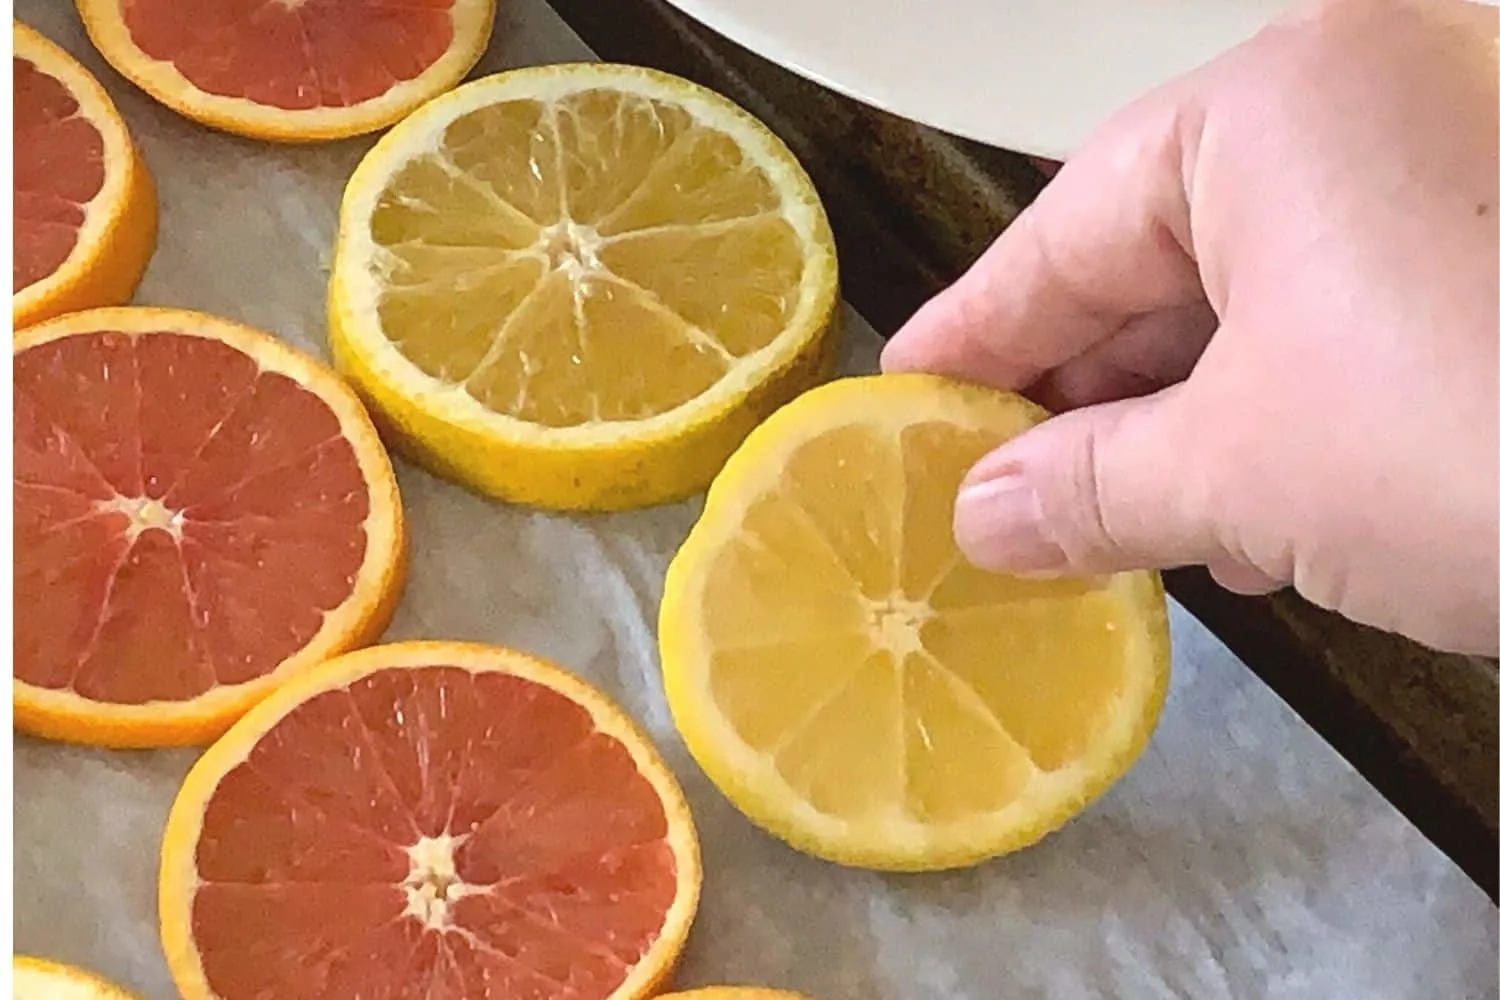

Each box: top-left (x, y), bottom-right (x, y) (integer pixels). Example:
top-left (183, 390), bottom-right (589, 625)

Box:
top-left (14, 307), bottom-right (406, 748)
top-left (159, 641), bottom-right (702, 1000)
top-left (13, 956), bottom-right (142, 999)
top-left (13, 21), bottom-right (157, 331)
top-left (75, 0), bottom-right (497, 142)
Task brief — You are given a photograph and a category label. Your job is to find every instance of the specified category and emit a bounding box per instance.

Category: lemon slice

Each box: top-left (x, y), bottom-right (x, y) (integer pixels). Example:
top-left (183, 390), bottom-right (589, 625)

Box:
top-left (329, 63), bottom-right (839, 510)
top-left (659, 374), bottom-right (1171, 871)
top-left (13, 955), bottom-right (141, 999)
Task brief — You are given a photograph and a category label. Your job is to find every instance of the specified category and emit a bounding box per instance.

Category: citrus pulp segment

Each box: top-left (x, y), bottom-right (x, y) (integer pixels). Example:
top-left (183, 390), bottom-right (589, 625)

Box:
top-left (74, 0), bottom-right (496, 141)
top-left (659, 374), bottom-right (1171, 871)
top-left (159, 641), bottom-right (701, 1000)
top-left (12, 956), bottom-right (142, 1000)
top-left (13, 21), bottom-right (157, 331)
top-left (14, 308), bottom-right (406, 747)
top-left (329, 63), bottom-right (840, 510)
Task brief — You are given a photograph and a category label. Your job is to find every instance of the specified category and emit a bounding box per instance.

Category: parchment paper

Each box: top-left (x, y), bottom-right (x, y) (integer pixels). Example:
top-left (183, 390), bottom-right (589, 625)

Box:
top-left (12, 2), bottom-right (1497, 998)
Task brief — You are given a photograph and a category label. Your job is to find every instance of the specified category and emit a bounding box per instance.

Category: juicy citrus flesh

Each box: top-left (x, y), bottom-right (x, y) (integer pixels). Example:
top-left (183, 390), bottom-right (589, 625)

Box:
top-left (113, 0), bottom-right (460, 110)
top-left (366, 90), bottom-right (803, 425)
top-left (660, 375), bottom-right (1170, 871)
top-left (75, 0), bottom-right (496, 141)
top-left (12, 22), bottom-right (157, 330)
top-left (12, 955), bottom-right (141, 999)
top-left (13, 48), bottom-right (106, 292)
top-left (13, 308), bottom-right (405, 748)
top-left (159, 642), bottom-right (701, 1000)
top-left (330, 64), bottom-right (839, 510)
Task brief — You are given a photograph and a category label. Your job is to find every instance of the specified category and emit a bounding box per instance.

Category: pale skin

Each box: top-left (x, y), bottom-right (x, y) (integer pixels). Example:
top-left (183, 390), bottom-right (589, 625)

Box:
top-left (883, 0), bottom-right (1499, 654)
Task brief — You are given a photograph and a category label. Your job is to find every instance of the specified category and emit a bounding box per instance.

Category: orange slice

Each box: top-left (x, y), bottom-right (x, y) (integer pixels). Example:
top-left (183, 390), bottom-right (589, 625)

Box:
top-left (14, 307), bottom-right (406, 748)
top-left (159, 641), bottom-right (702, 1000)
top-left (12, 955), bottom-right (142, 999)
top-left (74, 0), bottom-right (496, 142)
top-left (13, 21), bottom-right (156, 331)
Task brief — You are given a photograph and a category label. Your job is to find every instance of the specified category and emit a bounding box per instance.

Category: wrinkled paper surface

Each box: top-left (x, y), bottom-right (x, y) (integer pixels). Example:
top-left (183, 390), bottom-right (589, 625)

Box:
top-left (12, 2), bottom-right (1497, 997)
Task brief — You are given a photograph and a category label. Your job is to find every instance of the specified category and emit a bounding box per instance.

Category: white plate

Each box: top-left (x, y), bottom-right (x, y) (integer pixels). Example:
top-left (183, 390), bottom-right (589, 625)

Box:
top-left (660, 0), bottom-right (1290, 157)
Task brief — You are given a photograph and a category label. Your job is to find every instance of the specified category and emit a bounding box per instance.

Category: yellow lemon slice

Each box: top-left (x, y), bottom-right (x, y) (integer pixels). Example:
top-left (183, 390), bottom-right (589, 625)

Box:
top-left (13, 955), bottom-right (142, 999)
top-left (329, 63), bottom-right (839, 510)
top-left (660, 374), bottom-right (1171, 871)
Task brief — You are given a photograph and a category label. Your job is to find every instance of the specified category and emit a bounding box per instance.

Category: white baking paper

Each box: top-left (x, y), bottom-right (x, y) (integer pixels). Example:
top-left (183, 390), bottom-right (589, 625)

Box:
top-left (12, 2), bottom-right (1498, 997)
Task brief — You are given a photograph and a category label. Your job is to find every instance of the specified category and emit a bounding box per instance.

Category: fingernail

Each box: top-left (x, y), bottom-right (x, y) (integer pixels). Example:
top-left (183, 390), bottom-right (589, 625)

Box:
top-left (954, 472), bottom-right (1070, 574)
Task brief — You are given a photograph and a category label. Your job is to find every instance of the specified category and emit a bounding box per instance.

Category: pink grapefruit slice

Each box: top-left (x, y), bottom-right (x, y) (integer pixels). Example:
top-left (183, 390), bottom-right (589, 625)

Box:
top-left (158, 641), bottom-right (702, 1000)
top-left (74, 0), bottom-right (497, 142)
top-left (14, 307), bottom-right (406, 747)
top-left (13, 20), bottom-right (157, 331)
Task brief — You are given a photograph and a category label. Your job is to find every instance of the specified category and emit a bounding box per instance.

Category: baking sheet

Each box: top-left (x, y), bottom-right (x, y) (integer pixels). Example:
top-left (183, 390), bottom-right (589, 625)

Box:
top-left (11, 2), bottom-right (1497, 998)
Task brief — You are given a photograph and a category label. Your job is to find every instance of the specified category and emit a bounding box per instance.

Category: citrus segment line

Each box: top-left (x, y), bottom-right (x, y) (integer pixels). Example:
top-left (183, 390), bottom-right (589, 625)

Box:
top-left (21, 381), bottom-right (127, 496)
top-left (461, 277), bottom-right (549, 390)
top-left (441, 922), bottom-right (578, 992)
top-left (476, 890), bottom-right (638, 969)
top-left (16, 478), bottom-right (105, 510)
top-left (930, 593), bottom-right (1107, 622)
top-left (378, 250), bottom-right (540, 296)
top-left (908, 648), bottom-right (1038, 775)
top-left (234, 754), bottom-right (411, 859)
top-left (149, 377), bottom-right (264, 504)
top-left (589, 126), bottom-right (709, 235)
top-left (546, 102), bottom-right (570, 222)
top-left (455, 726), bottom-right (617, 843)
top-left (763, 654), bottom-right (879, 759)
top-left (778, 497), bottom-right (870, 595)
top-left (575, 110), bottom-right (697, 234)
top-left (446, 725), bottom-right (600, 844)
top-left (292, 13), bottom-right (325, 110)
top-left (179, 433), bottom-right (347, 511)
top-left (337, 689), bottom-right (430, 833)
top-left (63, 543), bottom-right (135, 692)
top-left (176, 540), bottom-right (218, 683)
top-left (725, 520), bottom-right (864, 612)
top-left (602, 273), bottom-right (736, 364)
top-left (20, 507), bottom-right (111, 543)
top-left (596, 212), bottom-right (778, 247)
top-left (703, 629), bottom-right (870, 656)
top-left (915, 550), bottom-right (964, 603)
top-left (430, 152), bottom-right (541, 239)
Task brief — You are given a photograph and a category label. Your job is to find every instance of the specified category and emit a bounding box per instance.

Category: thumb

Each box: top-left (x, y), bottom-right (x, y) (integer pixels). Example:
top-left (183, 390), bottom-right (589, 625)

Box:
top-left (953, 387), bottom-right (1233, 578)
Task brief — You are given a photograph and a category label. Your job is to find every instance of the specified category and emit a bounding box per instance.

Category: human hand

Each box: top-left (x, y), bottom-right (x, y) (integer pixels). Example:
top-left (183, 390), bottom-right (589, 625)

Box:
top-left (882, 0), bottom-right (1499, 654)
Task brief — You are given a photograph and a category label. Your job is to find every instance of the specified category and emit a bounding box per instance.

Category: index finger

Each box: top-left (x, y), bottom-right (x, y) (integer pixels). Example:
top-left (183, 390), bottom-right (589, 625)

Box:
top-left (881, 84), bottom-right (1211, 389)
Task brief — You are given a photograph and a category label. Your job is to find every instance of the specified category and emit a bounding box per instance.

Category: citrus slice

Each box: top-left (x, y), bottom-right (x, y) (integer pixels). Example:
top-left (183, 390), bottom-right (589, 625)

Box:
top-left (329, 63), bottom-right (839, 511)
top-left (13, 21), bottom-right (156, 331)
top-left (74, 0), bottom-right (496, 142)
top-left (14, 307), bottom-right (406, 748)
top-left (159, 641), bottom-right (702, 1000)
top-left (659, 990), bottom-right (816, 1000)
top-left (12, 956), bottom-right (141, 999)
top-left (659, 374), bottom-right (1171, 871)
